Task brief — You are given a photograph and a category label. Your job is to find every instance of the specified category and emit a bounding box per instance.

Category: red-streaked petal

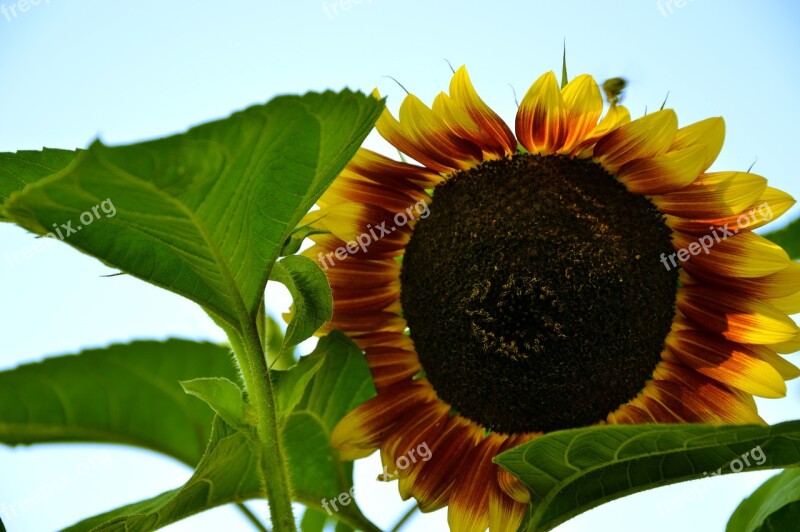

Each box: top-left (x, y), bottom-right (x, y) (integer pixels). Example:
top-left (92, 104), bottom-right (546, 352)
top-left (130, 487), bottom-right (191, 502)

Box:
top-left (380, 399), bottom-right (451, 480)
top-left (607, 403), bottom-right (656, 424)
top-left (617, 144), bottom-right (707, 195)
top-left (652, 171), bottom-right (766, 218)
top-left (559, 74), bottom-right (604, 154)
top-left (677, 285), bottom-right (799, 344)
top-left (742, 343), bottom-right (800, 380)
top-left (449, 66), bottom-right (517, 157)
top-left (366, 345), bottom-right (422, 390)
top-left (681, 260), bottom-right (800, 299)
top-left (448, 434), bottom-right (508, 532)
top-left (348, 148), bottom-right (443, 188)
top-left (664, 187), bottom-right (796, 235)
top-left (400, 416), bottom-right (482, 512)
top-left (397, 94), bottom-right (484, 170)
top-left (321, 311), bottom-right (406, 336)
top-left (489, 480), bottom-right (527, 532)
top-left (654, 362), bottom-right (764, 424)
top-left (515, 71), bottom-right (566, 155)
top-left (331, 380), bottom-right (436, 460)
top-left (573, 104), bottom-right (631, 157)
top-left (665, 330), bottom-right (787, 397)
top-left (497, 456), bottom-right (532, 504)
top-left (672, 231), bottom-right (790, 279)
top-left (593, 109), bottom-right (678, 173)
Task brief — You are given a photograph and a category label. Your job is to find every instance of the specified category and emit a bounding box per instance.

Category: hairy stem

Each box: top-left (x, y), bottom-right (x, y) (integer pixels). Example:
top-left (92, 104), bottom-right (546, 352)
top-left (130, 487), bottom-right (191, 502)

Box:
top-left (238, 317), bottom-right (297, 532)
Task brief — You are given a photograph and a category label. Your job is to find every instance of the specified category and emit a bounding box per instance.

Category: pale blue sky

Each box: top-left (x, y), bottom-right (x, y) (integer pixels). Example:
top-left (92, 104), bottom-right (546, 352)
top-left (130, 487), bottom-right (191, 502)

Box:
top-left (1, 1), bottom-right (799, 531)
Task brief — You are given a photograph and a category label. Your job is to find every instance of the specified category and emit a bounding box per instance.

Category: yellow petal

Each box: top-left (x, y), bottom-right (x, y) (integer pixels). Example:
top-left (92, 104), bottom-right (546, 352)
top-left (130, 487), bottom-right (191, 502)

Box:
top-left (670, 117), bottom-right (726, 172)
top-left (652, 171), bottom-right (767, 218)
top-left (559, 74), bottom-right (604, 154)
top-left (572, 104), bottom-right (631, 157)
top-left (398, 94), bottom-right (482, 170)
top-left (617, 144), bottom-right (707, 195)
top-left (664, 186), bottom-right (796, 235)
top-left (666, 330), bottom-right (787, 398)
top-left (677, 285), bottom-right (800, 344)
top-left (515, 71), bottom-right (566, 155)
top-left (449, 66), bottom-right (517, 157)
top-left (672, 231), bottom-right (790, 279)
top-left (593, 109), bottom-right (678, 173)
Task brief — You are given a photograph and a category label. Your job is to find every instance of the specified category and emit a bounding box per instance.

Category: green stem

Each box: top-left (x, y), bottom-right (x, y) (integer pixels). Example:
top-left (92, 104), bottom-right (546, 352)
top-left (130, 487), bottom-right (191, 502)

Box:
top-left (389, 503), bottom-right (419, 532)
top-left (236, 503), bottom-right (270, 532)
top-left (239, 319), bottom-right (297, 532)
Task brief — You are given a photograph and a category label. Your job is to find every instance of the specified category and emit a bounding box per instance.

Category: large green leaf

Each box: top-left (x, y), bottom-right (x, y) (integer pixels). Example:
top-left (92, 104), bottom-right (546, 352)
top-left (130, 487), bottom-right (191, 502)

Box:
top-left (495, 422), bottom-right (800, 532)
top-left (4, 91), bottom-right (383, 328)
top-left (0, 339), bottom-right (238, 466)
top-left (64, 416), bottom-right (261, 531)
top-left (728, 469), bottom-right (800, 532)
top-left (764, 218), bottom-right (800, 261)
top-left (0, 148), bottom-right (79, 220)
top-left (65, 332), bottom-right (379, 532)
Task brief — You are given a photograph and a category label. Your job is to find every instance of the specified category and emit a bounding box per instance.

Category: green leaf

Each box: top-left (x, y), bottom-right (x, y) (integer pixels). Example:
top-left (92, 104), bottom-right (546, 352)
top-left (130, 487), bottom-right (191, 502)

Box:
top-left (728, 469), bottom-right (800, 532)
top-left (495, 421), bottom-right (800, 532)
top-left (763, 218), bottom-right (800, 260)
top-left (266, 313), bottom-right (286, 358)
top-left (65, 332), bottom-right (379, 532)
top-left (64, 416), bottom-right (261, 531)
top-left (4, 91), bottom-right (383, 329)
top-left (180, 377), bottom-right (246, 429)
top-left (292, 330), bottom-right (376, 430)
top-left (335, 521), bottom-right (355, 532)
top-left (264, 312), bottom-right (296, 370)
top-left (0, 148), bottom-right (79, 220)
top-left (274, 347), bottom-right (325, 417)
top-left (300, 508), bottom-right (329, 532)
top-left (0, 339), bottom-right (238, 466)
top-left (270, 255), bottom-right (333, 358)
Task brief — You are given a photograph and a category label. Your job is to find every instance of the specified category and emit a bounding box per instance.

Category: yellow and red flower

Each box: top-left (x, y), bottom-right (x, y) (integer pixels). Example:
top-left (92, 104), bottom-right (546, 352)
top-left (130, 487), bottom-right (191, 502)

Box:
top-left (301, 66), bottom-right (800, 531)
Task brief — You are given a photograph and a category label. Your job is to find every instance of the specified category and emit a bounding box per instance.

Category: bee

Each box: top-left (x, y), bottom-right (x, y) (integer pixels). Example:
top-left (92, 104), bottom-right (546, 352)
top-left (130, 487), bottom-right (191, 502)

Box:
top-left (602, 77), bottom-right (627, 107)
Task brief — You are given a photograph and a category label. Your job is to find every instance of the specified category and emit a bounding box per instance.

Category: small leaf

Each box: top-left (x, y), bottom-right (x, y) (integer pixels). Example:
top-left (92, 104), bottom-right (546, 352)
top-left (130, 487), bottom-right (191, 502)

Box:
top-left (728, 469), bottom-right (800, 532)
top-left (763, 217), bottom-right (800, 260)
top-left (0, 148), bottom-right (79, 220)
top-left (180, 377), bottom-right (246, 429)
top-left (495, 421), bottom-right (800, 532)
top-left (0, 339), bottom-right (239, 466)
top-left (270, 255), bottom-right (333, 357)
top-left (281, 222), bottom-right (328, 256)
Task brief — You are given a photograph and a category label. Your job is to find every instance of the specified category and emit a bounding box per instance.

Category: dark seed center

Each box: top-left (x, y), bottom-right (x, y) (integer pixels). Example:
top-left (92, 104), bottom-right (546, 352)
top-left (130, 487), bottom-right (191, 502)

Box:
top-left (400, 154), bottom-right (678, 434)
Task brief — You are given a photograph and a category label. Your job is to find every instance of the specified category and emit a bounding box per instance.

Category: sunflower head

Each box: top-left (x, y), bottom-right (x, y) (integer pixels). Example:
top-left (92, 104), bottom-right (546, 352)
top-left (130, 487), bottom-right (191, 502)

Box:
top-left (303, 66), bottom-right (800, 531)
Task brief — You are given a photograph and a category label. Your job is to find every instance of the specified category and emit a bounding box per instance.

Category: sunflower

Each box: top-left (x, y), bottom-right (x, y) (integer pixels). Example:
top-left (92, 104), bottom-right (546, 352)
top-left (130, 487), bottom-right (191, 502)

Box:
top-left (301, 66), bottom-right (800, 531)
